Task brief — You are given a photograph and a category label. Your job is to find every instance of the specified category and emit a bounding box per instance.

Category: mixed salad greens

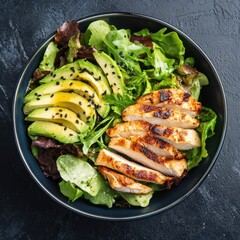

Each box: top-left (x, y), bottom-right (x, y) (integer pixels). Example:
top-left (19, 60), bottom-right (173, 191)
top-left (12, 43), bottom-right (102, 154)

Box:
top-left (23, 20), bottom-right (217, 208)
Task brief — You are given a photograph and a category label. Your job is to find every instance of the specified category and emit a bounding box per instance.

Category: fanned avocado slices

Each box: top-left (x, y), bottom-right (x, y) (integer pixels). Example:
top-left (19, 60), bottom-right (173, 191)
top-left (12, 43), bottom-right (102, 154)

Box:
top-left (23, 92), bottom-right (96, 129)
top-left (24, 79), bottom-right (108, 118)
top-left (25, 107), bottom-right (89, 133)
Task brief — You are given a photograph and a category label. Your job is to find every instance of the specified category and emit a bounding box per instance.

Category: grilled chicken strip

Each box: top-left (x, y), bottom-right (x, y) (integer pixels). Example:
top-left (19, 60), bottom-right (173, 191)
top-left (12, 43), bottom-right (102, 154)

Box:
top-left (151, 125), bottom-right (201, 150)
top-left (137, 88), bottom-right (202, 116)
top-left (122, 104), bottom-right (199, 129)
top-left (109, 137), bottom-right (187, 177)
top-left (125, 135), bottom-right (184, 159)
top-left (106, 121), bottom-right (201, 150)
top-left (98, 166), bottom-right (153, 194)
top-left (106, 120), bottom-right (151, 138)
top-left (95, 149), bottom-right (173, 185)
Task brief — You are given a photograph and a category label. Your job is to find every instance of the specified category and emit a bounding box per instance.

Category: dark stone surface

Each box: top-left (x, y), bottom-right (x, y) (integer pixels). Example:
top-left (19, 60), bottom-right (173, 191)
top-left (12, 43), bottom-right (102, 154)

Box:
top-left (0, 0), bottom-right (239, 239)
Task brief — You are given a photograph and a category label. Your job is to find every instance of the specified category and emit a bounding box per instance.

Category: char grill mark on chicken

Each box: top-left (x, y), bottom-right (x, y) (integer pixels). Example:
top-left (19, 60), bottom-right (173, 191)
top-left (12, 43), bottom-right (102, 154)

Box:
top-left (122, 103), bottom-right (199, 129)
top-left (95, 149), bottom-right (173, 185)
top-left (98, 166), bottom-right (153, 194)
top-left (109, 137), bottom-right (187, 177)
top-left (137, 88), bottom-right (202, 116)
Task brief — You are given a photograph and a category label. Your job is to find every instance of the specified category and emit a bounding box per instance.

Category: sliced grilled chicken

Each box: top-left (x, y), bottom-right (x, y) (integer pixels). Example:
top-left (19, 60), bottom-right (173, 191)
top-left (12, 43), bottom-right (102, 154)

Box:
top-left (106, 120), bottom-right (151, 138)
top-left (125, 135), bottom-right (184, 159)
top-left (95, 149), bottom-right (172, 185)
top-left (98, 166), bottom-right (153, 194)
top-left (151, 125), bottom-right (201, 150)
top-left (122, 104), bottom-right (199, 129)
top-left (109, 137), bottom-right (187, 177)
top-left (106, 121), bottom-right (201, 150)
top-left (137, 88), bottom-right (202, 116)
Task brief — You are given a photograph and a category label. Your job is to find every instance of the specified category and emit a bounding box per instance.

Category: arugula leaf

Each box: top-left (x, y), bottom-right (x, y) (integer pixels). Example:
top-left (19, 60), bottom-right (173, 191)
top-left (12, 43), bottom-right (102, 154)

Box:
top-left (59, 180), bottom-right (83, 202)
top-left (80, 115), bottom-right (116, 154)
top-left (103, 94), bottom-right (135, 115)
top-left (187, 107), bottom-right (217, 170)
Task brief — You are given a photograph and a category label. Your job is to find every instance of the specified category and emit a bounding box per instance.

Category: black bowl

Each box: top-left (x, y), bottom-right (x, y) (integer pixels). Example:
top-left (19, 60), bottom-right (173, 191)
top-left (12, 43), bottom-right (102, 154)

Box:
top-left (13, 12), bottom-right (227, 221)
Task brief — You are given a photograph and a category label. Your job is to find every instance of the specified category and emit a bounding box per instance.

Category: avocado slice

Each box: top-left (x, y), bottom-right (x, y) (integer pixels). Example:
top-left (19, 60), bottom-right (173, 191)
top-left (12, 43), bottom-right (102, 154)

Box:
top-left (39, 59), bottom-right (112, 97)
top-left (93, 52), bottom-right (125, 95)
top-left (23, 92), bottom-right (96, 129)
top-left (24, 79), bottom-right (108, 118)
top-left (39, 61), bottom-right (80, 84)
top-left (28, 121), bottom-right (79, 144)
top-left (25, 107), bottom-right (89, 133)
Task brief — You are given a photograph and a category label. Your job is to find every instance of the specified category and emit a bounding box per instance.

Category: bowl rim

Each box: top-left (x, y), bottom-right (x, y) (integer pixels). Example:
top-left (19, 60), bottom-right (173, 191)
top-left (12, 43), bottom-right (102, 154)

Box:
top-left (13, 12), bottom-right (228, 221)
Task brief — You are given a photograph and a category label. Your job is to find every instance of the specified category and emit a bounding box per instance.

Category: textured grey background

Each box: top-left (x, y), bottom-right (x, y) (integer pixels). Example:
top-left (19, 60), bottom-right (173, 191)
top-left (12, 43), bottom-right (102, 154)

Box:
top-left (1, 0), bottom-right (240, 239)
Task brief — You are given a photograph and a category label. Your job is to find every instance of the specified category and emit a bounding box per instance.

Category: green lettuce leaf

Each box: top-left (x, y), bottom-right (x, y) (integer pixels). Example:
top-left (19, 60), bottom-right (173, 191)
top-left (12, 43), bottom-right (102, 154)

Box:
top-left (150, 28), bottom-right (185, 62)
top-left (104, 29), bottom-right (149, 74)
top-left (56, 155), bottom-right (102, 196)
top-left (120, 191), bottom-right (154, 207)
top-left (38, 42), bottom-right (59, 71)
top-left (83, 172), bottom-right (118, 208)
top-left (59, 180), bottom-right (83, 202)
top-left (83, 20), bottom-right (113, 51)
top-left (187, 107), bottom-right (217, 170)
top-left (67, 34), bottom-right (81, 63)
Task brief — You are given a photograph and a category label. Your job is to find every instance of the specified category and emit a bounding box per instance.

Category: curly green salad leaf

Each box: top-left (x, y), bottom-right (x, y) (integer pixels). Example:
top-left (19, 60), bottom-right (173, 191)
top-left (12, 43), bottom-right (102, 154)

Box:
top-left (186, 107), bottom-right (217, 170)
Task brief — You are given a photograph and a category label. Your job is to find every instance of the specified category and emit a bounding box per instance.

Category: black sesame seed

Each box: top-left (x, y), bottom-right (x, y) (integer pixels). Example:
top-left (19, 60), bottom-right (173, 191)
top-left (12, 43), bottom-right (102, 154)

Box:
top-left (76, 120), bottom-right (79, 124)
top-left (36, 97), bottom-right (40, 100)
top-left (56, 81), bottom-right (60, 85)
top-left (70, 73), bottom-right (73, 77)
top-left (60, 114), bottom-right (63, 117)
top-left (77, 113), bottom-right (80, 118)
top-left (112, 71), bottom-right (116, 75)
top-left (84, 90), bottom-right (88, 93)
top-left (69, 82), bottom-right (73, 86)
top-left (102, 90), bottom-right (107, 96)
top-left (50, 94), bottom-right (54, 98)
top-left (64, 127), bottom-right (67, 131)
top-left (59, 109), bottom-right (62, 112)
top-left (56, 112), bottom-right (59, 115)
top-left (87, 104), bottom-right (91, 107)
top-left (53, 74), bottom-right (56, 78)
top-left (79, 101), bottom-right (82, 105)
top-left (70, 67), bottom-right (75, 72)
top-left (111, 65), bottom-right (114, 68)
top-left (104, 64), bottom-right (107, 68)
top-left (69, 133), bottom-right (73, 136)
top-left (105, 73), bottom-right (109, 76)
top-left (64, 114), bottom-right (67, 118)
top-left (113, 83), bottom-right (117, 86)
top-left (83, 111), bottom-right (86, 115)
top-left (45, 63), bottom-right (49, 66)
top-left (45, 108), bottom-right (48, 111)
top-left (117, 75), bottom-right (121, 79)
top-left (34, 93), bottom-right (38, 96)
